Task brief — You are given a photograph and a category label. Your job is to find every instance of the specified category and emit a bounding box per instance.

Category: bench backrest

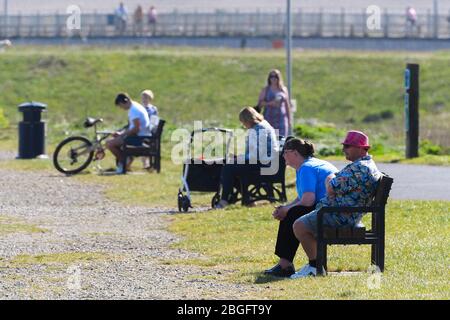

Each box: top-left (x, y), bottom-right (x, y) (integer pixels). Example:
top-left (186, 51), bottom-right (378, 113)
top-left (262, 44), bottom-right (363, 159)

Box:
top-left (372, 174), bottom-right (394, 207)
top-left (153, 119), bottom-right (166, 138)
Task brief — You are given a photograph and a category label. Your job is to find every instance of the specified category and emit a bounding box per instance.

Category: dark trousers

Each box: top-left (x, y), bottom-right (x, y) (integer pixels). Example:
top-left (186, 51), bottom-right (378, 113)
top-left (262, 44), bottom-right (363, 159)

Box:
top-left (220, 163), bottom-right (262, 202)
top-left (275, 205), bottom-right (315, 263)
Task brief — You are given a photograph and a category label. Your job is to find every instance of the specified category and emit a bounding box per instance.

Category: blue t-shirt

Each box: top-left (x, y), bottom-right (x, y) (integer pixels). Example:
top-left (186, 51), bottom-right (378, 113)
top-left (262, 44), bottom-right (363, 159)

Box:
top-left (296, 157), bottom-right (339, 203)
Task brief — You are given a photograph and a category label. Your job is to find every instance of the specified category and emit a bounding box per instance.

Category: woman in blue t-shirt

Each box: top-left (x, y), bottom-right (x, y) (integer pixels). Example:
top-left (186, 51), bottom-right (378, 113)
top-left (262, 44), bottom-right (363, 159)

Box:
top-left (264, 138), bottom-right (338, 277)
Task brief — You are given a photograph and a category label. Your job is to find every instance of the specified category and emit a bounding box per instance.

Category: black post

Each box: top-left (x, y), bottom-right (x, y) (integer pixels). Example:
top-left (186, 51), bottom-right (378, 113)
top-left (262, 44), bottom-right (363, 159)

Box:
top-left (405, 63), bottom-right (419, 158)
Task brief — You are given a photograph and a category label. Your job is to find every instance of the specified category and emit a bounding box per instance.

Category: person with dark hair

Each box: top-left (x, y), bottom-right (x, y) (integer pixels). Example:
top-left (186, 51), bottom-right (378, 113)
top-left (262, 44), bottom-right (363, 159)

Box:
top-left (264, 138), bottom-right (338, 277)
top-left (290, 131), bottom-right (382, 278)
top-left (106, 92), bottom-right (150, 174)
top-left (134, 5), bottom-right (144, 36)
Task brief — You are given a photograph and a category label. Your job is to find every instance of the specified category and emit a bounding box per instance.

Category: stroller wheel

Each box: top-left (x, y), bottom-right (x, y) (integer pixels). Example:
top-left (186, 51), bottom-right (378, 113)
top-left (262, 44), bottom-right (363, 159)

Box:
top-left (182, 196), bottom-right (191, 212)
top-left (178, 191), bottom-right (186, 212)
top-left (211, 192), bottom-right (221, 209)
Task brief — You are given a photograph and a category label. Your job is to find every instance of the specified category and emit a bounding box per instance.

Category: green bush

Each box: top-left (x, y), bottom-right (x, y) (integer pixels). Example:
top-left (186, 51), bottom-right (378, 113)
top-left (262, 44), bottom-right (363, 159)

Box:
top-left (318, 146), bottom-right (342, 157)
top-left (369, 143), bottom-right (386, 155)
top-left (420, 139), bottom-right (442, 155)
top-left (293, 124), bottom-right (319, 139)
top-left (362, 110), bottom-right (394, 123)
top-left (293, 124), bottom-right (342, 140)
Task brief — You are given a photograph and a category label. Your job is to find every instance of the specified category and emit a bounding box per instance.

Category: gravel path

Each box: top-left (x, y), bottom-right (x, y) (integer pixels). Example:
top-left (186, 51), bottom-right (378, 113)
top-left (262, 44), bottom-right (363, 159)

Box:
top-left (0, 167), bottom-right (259, 299)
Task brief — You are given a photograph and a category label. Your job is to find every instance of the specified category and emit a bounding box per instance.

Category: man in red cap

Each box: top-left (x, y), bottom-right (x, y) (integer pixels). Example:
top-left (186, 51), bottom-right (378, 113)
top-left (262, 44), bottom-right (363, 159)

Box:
top-left (289, 130), bottom-right (382, 278)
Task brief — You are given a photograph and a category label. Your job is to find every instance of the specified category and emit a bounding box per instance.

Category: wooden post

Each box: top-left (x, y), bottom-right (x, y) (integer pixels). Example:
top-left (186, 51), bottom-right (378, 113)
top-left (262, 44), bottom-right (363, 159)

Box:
top-left (405, 63), bottom-right (419, 158)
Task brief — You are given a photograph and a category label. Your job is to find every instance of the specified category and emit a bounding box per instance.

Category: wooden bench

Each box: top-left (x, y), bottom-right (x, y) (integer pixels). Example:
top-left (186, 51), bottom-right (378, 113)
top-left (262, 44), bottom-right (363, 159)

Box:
top-left (316, 174), bottom-right (394, 276)
top-left (122, 119), bottom-right (165, 174)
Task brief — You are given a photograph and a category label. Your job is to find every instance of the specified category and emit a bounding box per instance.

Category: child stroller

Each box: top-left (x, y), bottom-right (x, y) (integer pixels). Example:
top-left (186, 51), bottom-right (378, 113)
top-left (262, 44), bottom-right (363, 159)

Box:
top-left (177, 127), bottom-right (238, 212)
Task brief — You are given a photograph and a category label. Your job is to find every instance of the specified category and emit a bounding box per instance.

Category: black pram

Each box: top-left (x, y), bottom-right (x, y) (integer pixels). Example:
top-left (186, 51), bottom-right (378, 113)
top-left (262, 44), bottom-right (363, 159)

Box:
top-left (177, 127), bottom-right (236, 212)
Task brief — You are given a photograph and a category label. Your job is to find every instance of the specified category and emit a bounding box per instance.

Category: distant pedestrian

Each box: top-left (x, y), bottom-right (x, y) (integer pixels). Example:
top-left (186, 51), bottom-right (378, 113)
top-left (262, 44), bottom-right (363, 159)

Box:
top-left (256, 69), bottom-right (292, 137)
top-left (134, 5), bottom-right (144, 36)
top-left (115, 2), bottom-right (128, 35)
top-left (406, 6), bottom-right (418, 36)
top-left (148, 6), bottom-right (158, 36)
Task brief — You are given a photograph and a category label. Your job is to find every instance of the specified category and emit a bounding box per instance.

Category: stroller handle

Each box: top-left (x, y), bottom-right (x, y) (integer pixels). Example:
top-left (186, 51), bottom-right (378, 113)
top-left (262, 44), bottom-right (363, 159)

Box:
top-left (190, 127), bottom-right (233, 141)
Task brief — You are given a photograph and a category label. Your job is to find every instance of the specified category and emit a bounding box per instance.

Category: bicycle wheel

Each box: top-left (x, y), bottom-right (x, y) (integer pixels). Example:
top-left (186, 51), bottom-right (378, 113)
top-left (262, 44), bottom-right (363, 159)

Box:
top-left (53, 136), bottom-right (94, 175)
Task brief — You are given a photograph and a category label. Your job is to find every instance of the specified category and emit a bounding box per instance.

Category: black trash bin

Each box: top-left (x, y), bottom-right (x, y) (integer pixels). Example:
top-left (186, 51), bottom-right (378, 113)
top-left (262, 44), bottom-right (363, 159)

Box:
top-left (17, 101), bottom-right (47, 159)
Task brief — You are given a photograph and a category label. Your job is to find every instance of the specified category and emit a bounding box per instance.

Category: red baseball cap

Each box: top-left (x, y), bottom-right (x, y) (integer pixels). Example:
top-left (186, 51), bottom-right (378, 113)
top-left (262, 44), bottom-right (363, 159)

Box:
top-left (341, 130), bottom-right (370, 148)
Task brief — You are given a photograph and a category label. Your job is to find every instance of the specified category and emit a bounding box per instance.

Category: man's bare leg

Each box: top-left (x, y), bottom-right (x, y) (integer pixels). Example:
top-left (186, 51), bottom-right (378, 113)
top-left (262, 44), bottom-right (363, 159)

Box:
top-left (293, 220), bottom-right (317, 260)
top-left (106, 136), bottom-right (124, 164)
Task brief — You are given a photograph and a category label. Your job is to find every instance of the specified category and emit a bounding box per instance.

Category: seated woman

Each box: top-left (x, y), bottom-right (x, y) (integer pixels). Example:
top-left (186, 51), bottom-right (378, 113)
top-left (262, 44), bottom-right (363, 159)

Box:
top-left (215, 107), bottom-right (279, 209)
top-left (264, 138), bottom-right (338, 277)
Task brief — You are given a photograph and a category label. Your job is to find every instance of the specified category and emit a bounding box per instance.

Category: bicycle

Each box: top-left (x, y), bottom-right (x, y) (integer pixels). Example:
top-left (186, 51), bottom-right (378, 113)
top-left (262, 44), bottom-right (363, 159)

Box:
top-left (53, 117), bottom-right (123, 175)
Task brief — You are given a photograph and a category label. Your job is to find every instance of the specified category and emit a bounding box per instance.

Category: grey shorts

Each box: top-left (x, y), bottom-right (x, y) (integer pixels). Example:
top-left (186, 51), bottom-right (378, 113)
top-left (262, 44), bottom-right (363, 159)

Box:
top-left (297, 208), bottom-right (358, 237)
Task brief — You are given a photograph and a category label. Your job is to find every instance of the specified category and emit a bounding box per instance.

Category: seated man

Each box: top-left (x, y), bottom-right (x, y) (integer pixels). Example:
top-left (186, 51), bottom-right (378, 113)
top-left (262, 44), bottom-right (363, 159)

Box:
top-left (106, 92), bottom-right (151, 174)
top-left (290, 130), bottom-right (382, 278)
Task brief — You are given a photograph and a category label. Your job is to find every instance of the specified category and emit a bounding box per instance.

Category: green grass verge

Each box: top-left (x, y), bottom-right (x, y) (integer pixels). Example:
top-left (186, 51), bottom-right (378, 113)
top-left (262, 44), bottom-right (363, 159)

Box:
top-left (4, 252), bottom-right (112, 267)
top-left (0, 46), bottom-right (449, 152)
top-left (168, 200), bottom-right (450, 299)
top-left (0, 215), bottom-right (48, 236)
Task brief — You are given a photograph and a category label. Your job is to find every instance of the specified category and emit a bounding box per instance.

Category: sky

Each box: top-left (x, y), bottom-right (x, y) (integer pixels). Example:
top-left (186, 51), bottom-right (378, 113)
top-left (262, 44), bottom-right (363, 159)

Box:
top-left (2, 0), bottom-right (450, 15)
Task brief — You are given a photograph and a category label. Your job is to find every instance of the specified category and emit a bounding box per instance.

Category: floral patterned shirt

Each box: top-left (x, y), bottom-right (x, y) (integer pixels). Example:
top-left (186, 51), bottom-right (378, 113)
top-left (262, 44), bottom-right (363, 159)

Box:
top-left (317, 155), bottom-right (382, 224)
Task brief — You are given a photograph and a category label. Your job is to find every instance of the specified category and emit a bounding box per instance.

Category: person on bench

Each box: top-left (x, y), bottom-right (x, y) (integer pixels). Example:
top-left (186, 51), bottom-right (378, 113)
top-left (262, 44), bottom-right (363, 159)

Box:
top-left (290, 130), bottom-right (382, 279)
top-left (106, 92), bottom-right (151, 174)
top-left (264, 138), bottom-right (338, 277)
top-left (141, 89), bottom-right (160, 169)
top-left (215, 107), bottom-right (279, 209)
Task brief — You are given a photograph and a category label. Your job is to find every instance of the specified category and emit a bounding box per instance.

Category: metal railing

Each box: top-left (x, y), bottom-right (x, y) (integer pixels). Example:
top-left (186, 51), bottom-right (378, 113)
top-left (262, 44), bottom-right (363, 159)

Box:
top-left (1, 10), bottom-right (450, 39)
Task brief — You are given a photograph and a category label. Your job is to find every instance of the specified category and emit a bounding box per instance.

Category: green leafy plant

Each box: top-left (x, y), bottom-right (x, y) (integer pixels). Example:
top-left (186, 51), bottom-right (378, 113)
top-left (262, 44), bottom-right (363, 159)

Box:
top-left (420, 139), bottom-right (442, 155)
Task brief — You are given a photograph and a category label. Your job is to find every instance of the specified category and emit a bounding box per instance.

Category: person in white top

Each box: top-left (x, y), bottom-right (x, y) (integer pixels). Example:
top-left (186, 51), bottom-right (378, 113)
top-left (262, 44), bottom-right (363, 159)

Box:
top-left (141, 89), bottom-right (159, 132)
top-left (141, 89), bottom-right (160, 169)
top-left (106, 92), bottom-right (150, 174)
top-left (0, 39), bottom-right (12, 52)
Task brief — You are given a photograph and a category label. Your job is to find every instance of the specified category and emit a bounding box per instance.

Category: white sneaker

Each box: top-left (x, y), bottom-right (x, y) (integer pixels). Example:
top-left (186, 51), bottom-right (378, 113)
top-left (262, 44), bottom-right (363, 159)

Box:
top-left (290, 264), bottom-right (317, 279)
top-left (142, 157), bottom-right (151, 169)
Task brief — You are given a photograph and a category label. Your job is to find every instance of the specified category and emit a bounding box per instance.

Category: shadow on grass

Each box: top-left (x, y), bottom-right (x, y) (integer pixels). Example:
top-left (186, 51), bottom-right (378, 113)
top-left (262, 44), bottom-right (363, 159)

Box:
top-left (252, 272), bottom-right (286, 284)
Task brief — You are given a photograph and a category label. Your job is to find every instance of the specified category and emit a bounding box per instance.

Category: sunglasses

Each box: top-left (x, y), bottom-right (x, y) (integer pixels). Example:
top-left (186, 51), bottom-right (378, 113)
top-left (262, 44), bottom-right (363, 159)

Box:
top-left (343, 144), bottom-right (352, 149)
top-left (269, 75), bottom-right (279, 79)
